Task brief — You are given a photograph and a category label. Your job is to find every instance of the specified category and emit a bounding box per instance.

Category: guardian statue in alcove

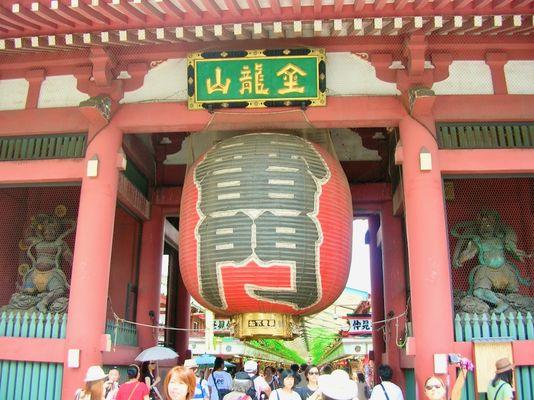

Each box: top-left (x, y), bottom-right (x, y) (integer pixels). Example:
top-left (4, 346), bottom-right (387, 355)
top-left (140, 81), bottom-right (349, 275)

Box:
top-left (2, 205), bottom-right (75, 314)
top-left (451, 209), bottom-right (532, 314)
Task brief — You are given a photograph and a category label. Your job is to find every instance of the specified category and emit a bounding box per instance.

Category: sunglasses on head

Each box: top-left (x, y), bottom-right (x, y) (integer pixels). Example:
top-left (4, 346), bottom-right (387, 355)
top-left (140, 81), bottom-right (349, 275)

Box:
top-left (425, 384), bottom-right (443, 390)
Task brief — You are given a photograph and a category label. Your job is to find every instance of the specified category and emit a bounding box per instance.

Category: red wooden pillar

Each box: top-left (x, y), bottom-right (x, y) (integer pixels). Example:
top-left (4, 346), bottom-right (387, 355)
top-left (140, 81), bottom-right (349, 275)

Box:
top-left (63, 124), bottom-right (123, 398)
top-left (174, 269), bottom-right (191, 363)
top-left (136, 205), bottom-right (165, 349)
top-left (398, 115), bottom-right (454, 397)
top-left (368, 215), bottom-right (384, 379)
top-left (380, 203), bottom-right (407, 388)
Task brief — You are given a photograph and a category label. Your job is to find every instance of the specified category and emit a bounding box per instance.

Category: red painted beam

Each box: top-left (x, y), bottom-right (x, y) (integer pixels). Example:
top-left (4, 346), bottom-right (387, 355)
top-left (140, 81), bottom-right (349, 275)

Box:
top-left (292, 0), bottom-right (301, 15)
top-left (0, 159), bottom-right (85, 184)
top-left (70, 2), bottom-right (110, 25)
top-left (11, 4), bottom-right (58, 29)
top-left (247, 0), bottom-right (262, 16)
top-left (202, 0), bottom-right (223, 19)
top-left (271, 0), bottom-right (281, 16)
top-left (0, 337), bottom-right (65, 363)
top-left (155, 0), bottom-right (184, 19)
top-left (439, 148), bottom-right (534, 175)
top-left (314, 0), bottom-right (323, 16)
top-left (114, 96), bottom-right (405, 133)
top-left (154, 186), bottom-right (183, 209)
top-left (176, 0), bottom-right (203, 19)
top-left (92, 1), bottom-right (129, 23)
top-left (223, 0), bottom-right (243, 17)
top-left (0, 107), bottom-right (88, 135)
top-left (334, 0), bottom-right (344, 14)
top-left (350, 183), bottom-right (392, 204)
top-left (433, 95), bottom-right (534, 123)
top-left (0, 5), bottom-right (40, 30)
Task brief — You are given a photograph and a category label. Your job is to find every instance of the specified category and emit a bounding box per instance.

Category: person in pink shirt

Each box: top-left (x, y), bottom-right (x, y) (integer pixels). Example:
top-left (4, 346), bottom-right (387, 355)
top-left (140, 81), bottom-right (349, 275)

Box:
top-left (116, 364), bottom-right (150, 400)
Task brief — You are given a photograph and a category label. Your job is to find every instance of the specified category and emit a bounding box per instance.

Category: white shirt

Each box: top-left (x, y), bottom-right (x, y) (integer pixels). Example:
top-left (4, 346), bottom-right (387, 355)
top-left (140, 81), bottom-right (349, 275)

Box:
top-left (269, 389), bottom-right (301, 400)
top-left (208, 371), bottom-right (233, 400)
top-left (369, 382), bottom-right (404, 400)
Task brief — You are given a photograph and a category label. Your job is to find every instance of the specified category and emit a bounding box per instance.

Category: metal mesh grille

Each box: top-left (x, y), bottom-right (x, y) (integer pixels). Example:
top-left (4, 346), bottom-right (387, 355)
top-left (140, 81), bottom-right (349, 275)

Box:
top-left (0, 185), bottom-right (80, 314)
top-left (444, 177), bottom-right (534, 316)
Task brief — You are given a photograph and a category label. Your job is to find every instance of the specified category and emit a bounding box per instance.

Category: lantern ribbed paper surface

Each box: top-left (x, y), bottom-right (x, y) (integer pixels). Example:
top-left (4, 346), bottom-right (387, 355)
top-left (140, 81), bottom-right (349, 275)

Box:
top-left (179, 133), bottom-right (352, 317)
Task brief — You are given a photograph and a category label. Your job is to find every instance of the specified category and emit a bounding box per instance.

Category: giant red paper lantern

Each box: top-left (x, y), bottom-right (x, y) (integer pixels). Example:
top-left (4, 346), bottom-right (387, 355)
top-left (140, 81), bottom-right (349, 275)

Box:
top-left (179, 133), bottom-right (352, 338)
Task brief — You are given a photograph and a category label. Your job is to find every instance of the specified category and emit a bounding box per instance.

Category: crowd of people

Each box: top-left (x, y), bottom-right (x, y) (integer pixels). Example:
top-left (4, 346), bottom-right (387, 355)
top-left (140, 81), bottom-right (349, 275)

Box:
top-left (75, 356), bottom-right (514, 400)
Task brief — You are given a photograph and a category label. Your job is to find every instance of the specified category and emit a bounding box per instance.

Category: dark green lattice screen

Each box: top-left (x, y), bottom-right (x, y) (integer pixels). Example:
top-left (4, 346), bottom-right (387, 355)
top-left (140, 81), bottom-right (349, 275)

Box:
top-left (0, 134), bottom-right (86, 161)
top-left (437, 123), bottom-right (534, 149)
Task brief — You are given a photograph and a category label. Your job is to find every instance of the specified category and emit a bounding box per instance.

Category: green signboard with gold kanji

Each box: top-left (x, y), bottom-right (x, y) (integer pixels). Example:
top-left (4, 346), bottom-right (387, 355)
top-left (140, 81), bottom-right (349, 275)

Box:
top-left (187, 48), bottom-right (326, 110)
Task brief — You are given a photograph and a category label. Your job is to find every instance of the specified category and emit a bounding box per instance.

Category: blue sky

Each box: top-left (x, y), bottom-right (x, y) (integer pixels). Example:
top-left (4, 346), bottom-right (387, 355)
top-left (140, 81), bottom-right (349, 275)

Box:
top-left (346, 218), bottom-right (371, 294)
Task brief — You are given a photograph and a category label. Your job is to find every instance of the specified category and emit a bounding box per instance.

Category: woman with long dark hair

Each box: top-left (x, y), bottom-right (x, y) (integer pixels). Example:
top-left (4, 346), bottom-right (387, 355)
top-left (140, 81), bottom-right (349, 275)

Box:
top-left (486, 358), bottom-right (514, 400)
top-left (140, 361), bottom-right (162, 399)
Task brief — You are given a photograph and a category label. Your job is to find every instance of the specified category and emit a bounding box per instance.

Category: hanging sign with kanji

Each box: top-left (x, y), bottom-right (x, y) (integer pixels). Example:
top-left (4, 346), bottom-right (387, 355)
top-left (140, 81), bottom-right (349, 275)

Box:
top-left (187, 48), bottom-right (326, 110)
top-left (213, 318), bottom-right (232, 335)
top-left (346, 314), bottom-right (372, 335)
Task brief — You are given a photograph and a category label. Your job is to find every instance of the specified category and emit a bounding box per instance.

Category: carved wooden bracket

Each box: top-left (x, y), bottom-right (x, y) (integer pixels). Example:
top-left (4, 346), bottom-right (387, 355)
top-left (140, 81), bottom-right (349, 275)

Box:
top-left (74, 48), bottom-right (149, 103)
top-left (369, 34), bottom-right (452, 93)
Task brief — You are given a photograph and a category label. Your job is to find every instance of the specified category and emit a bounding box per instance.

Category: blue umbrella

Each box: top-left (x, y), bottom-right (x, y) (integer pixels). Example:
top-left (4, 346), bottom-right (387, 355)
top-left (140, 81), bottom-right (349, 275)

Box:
top-left (195, 354), bottom-right (235, 368)
top-left (195, 354), bottom-right (216, 367)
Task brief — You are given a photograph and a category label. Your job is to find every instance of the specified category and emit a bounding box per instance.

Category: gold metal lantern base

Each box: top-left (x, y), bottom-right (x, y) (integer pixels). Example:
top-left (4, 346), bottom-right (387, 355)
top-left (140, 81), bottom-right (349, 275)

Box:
top-left (232, 313), bottom-right (299, 340)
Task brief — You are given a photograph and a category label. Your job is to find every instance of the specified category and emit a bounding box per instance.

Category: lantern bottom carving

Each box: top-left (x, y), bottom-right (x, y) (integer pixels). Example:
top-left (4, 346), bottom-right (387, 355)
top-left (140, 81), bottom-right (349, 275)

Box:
top-left (232, 312), bottom-right (300, 340)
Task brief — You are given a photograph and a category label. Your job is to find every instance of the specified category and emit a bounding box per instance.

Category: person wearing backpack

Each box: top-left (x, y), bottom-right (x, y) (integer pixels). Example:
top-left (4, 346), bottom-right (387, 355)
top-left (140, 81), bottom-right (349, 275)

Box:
top-left (207, 358), bottom-right (233, 400)
top-left (244, 360), bottom-right (272, 400)
top-left (223, 372), bottom-right (255, 400)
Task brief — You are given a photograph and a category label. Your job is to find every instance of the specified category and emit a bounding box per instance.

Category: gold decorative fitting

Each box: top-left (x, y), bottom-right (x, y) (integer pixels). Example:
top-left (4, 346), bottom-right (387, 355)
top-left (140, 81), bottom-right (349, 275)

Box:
top-left (19, 239), bottom-right (29, 251)
top-left (55, 205), bottom-right (67, 218)
top-left (232, 313), bottom-right (299, 340)
top-left (221, 51), bottom-right (228, 58)
top-left (18, 263), bottom-right (30, 276)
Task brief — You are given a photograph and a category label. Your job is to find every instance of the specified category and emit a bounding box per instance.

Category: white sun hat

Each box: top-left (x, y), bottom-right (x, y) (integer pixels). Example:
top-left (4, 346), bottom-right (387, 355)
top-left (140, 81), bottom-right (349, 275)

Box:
top-left (84, 366), bottom-right (108, 382)
top-left (184, 359), bottom-right (199, 369)
top-left (318, 370), bottom-right (358, 400)
top-left (244, 360), bottom-right (258, 373)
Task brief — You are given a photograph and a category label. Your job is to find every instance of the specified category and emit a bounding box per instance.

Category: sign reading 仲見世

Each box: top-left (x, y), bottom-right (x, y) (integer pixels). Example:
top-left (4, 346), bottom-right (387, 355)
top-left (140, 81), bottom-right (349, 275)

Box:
top-left (187, 48), bottom-right (326, 110)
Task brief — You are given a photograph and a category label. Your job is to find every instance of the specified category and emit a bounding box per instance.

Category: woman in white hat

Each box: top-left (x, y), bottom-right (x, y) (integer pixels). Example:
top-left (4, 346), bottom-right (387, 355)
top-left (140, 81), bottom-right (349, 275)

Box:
top-left (486, 358), bottom-right (514, 400)
top-left (317, 369), bottom-right (358, 400)
top-left (75, 365), bottom-right (108, 400)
